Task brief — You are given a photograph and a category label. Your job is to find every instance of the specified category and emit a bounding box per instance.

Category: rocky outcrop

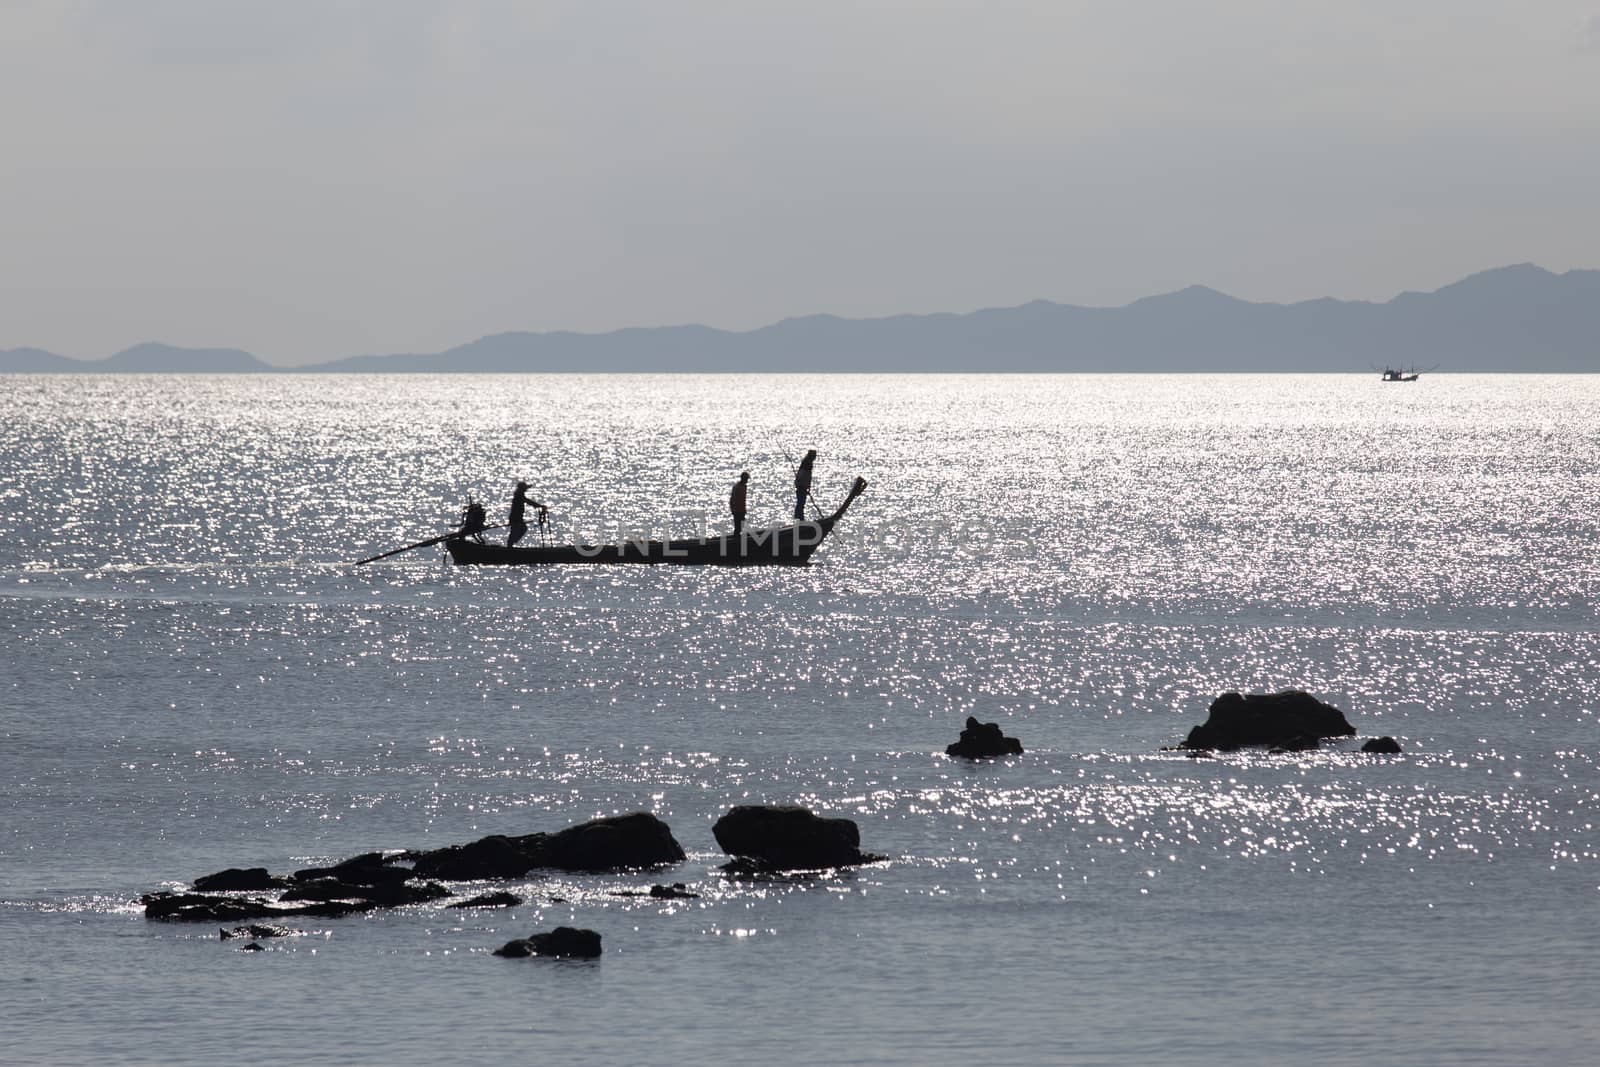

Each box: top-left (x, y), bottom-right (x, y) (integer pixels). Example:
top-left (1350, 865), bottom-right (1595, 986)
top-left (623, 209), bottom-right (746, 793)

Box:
top-left (493, 927), bottom-right (602, 959)
top-left (540, 812), bottom-right (686, 871)
top-left (291, 855), bottom-right (411, 886)
top-left (141, 891), bottom-right (378, 922)
top-left (1362, 736), bottom-right (1404, 754)
top-left (945, 717), bottom-right (1023, 759)
top-left (712, 805), bottom-right (882, 871)
top-left (1179, 690), bottom-right (1356, 751)
top-left (192, 867), bottom-right (289, 892)
top-left (408, 812), bottom-right (686, 880)
top-left (280, 878), bottom-right (450, 909)
top-left (144, 813), bottom-right (683, 926)
top-left (142, 892), bottom-right (281, 923)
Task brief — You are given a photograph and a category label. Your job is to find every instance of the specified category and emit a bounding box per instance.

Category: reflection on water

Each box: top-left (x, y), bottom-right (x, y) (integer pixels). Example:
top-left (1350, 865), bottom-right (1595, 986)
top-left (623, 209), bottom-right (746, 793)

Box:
top-left (1, 374), bottom-right (1598, 1066)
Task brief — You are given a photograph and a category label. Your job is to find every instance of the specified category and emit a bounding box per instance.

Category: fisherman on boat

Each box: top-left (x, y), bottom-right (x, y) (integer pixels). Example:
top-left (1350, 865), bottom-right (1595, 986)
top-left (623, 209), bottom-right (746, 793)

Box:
top-left (729, 471), bottom-right (750, 535)
top-left (507, 481), bottom-right (547, 547)
top-left (793, 450), bottom-right (816, 521)
top-left (457, 499), bottom-right (488, 542)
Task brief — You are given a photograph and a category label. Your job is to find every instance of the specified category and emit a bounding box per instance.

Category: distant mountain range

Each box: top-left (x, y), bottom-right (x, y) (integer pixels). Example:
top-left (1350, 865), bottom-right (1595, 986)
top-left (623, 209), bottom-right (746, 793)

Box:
top-left (4, 264), bottom-right (1597, 372)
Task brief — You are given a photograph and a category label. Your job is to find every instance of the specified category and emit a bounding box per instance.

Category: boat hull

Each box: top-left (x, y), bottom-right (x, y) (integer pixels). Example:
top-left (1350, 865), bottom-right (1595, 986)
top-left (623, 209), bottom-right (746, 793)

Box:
top-left (445, 521), bottom-right (831, 567)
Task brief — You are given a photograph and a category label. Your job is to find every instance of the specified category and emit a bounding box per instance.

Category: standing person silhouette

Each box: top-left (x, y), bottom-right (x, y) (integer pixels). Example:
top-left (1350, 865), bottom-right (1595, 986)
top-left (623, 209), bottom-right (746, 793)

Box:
top-left (729, 471), bottom-right (749, 535)
top-left (792, 450), bottom-right (816, 521)
top-left (506, 481), bottom-right (544, 547)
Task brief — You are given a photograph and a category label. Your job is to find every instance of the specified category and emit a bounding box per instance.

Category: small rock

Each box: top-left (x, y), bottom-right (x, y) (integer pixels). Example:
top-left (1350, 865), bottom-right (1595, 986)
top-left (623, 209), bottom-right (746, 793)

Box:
top-left (240, 942), bottom-right (265, 952)
top-left (1362, 736), bottom-right (1404, 754)
top-left (649, 883), bottom-right (698, 899)
top-left (493, 926), bottom-right (602, 959)
top-left (945, 717), bottom-right (1023, 759)
top-left (220, 924), bottom-right (298, 941)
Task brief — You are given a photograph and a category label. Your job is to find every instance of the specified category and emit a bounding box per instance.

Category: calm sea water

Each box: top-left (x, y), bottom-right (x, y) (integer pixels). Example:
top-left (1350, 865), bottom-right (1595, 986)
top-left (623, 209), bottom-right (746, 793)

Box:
top-left (2, 374), bottom-right (1598, 1066)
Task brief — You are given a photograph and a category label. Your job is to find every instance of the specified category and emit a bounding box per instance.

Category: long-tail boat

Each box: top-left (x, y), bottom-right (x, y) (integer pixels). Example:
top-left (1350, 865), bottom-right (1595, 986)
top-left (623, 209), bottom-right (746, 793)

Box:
top-left (442, 477), bottom-right (867, 567)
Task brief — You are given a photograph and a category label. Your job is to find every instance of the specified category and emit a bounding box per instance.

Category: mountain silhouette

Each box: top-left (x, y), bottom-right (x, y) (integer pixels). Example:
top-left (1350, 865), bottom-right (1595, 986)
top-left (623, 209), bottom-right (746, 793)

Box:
top-left (4, 264), bottom-right (1596, 373)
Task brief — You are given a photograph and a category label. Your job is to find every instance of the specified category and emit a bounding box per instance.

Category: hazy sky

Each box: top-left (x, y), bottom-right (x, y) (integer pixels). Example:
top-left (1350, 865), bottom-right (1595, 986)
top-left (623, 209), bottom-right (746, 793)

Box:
top-left (3, 1), bottom-right (1598, 365)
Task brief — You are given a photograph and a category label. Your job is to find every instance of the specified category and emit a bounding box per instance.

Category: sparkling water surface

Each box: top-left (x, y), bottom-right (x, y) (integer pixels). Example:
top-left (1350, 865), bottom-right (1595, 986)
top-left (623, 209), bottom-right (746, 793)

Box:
top-left (2, 374), bottom-right (1599, 1066)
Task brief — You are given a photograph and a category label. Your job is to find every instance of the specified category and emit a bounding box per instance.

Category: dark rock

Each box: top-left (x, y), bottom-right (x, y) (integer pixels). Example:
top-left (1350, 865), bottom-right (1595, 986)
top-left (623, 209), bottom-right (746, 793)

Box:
top-left (410, 813), bottom-right (685, 880)
top-left (712, 805), bottom-right (881, 871)
top-left (192, 867), bottom-right (288, 892)
top-left (142, 892), bottom-right (281, 923)
top-left (1268, 734), bottom-right (1321, 754)
top-left (220, 924), bottom-right (298, 940)
top-left (945, 717), bottom-right (1023, 759)
top-left (279, 879), bottom-right (448, 909)
top-left (353, 880), bottom-right (450, 909)
top-left (1362, 736), bottom-right (1404, 754)
top-left (1180, 690), bottom-right (1356, 752)
top-left (241, 942), bottom-right (265, 952)
top-left (650, 883), bottom-right (698, 899)
top-left (493, 926), bottom-right (602, 960)
top-left (409, 835), bottom-right (538, 881)
top-left (282, 899), bottom-right (377, 919)
top-left (446, 891), bottom-right (523, 909)
top-left (291, 856), bottom-right (410, 886)
top-left (536, 812), bottom-right (687, 872)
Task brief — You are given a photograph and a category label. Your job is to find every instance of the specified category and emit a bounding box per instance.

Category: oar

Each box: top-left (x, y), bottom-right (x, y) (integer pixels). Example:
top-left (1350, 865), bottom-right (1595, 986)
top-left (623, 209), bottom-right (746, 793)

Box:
top-left (354, 524), bottom-right (506, 566)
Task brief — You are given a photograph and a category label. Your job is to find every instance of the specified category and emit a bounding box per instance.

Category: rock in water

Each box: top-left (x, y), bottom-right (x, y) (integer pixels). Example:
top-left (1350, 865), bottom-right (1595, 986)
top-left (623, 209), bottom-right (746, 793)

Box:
top-left (539, 812), bottom-right (687, 871)
top-left (649, 883), bottom-right (698, 899)
top-left (712, 805), bottom-right (880, 870)
top-left (446, 891), bottom-right (523, 909)
top-left (493, 927), bottom-right (602, 959)
top-left (192, 867), bottom-right (288, 892)
top-left (142, 892), bottom-right (281, 923)
top-left (945, 717), bottom-right (1023, 759)
top-left (408, 835), bottom-right (536, 881)
top-left (220, 924), bottom-right (298, 940)
top-left (410, 812), bottom-right (685, 880)
top-left (1362, 736), bottom-right (1404, 754)
top-left (1179, 691), bottom-right (1356, 752)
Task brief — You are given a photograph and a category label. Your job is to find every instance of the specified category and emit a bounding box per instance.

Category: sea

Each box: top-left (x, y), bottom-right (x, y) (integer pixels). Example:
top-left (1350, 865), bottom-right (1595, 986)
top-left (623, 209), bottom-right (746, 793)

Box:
top-left (2, 373), bottom-right (1597, 1066)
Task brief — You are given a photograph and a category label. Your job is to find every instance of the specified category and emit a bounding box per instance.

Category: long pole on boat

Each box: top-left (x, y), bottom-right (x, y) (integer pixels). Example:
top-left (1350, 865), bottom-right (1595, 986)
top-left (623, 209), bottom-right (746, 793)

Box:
top-left (354, 524), bottom-right (507, 566)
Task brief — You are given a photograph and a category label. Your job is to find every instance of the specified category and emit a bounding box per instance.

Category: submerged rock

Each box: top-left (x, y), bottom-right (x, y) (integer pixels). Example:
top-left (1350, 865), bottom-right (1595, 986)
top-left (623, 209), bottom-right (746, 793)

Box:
top-left (1179, 691), bottom-right (1356, 752)
top-left (493, 926), bottom-right (602, 960)
top-left (945, 717), bottom-right (1023, 759)
top-left (220, 924), bottom-right (298, 940)
top-left (649, 883), bottom-right (698, 899)
top-left (1362, 736), bottom-right (1404, 754)
top-left (446, 891), bottom-right (524, 909)
top-left (712, 805), bottom-right (882, 871)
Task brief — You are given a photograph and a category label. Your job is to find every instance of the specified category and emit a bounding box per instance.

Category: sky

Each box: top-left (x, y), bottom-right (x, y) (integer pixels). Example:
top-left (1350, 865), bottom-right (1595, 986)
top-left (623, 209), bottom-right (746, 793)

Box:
top-left (3, 0), bottom-right (1598, 366)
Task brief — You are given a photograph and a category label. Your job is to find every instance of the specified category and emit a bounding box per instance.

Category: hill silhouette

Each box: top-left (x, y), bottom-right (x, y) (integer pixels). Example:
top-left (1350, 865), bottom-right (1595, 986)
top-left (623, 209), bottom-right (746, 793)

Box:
top-left (3, 265), bottom-right (1596, 372)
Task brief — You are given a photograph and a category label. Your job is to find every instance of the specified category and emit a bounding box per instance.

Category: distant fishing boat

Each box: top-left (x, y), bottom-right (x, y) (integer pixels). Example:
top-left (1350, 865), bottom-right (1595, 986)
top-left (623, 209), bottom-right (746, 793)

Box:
top-left (439, 477), bottom-right (869, 567)
top-left (1375, 364), bottom-right (1437, 381)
